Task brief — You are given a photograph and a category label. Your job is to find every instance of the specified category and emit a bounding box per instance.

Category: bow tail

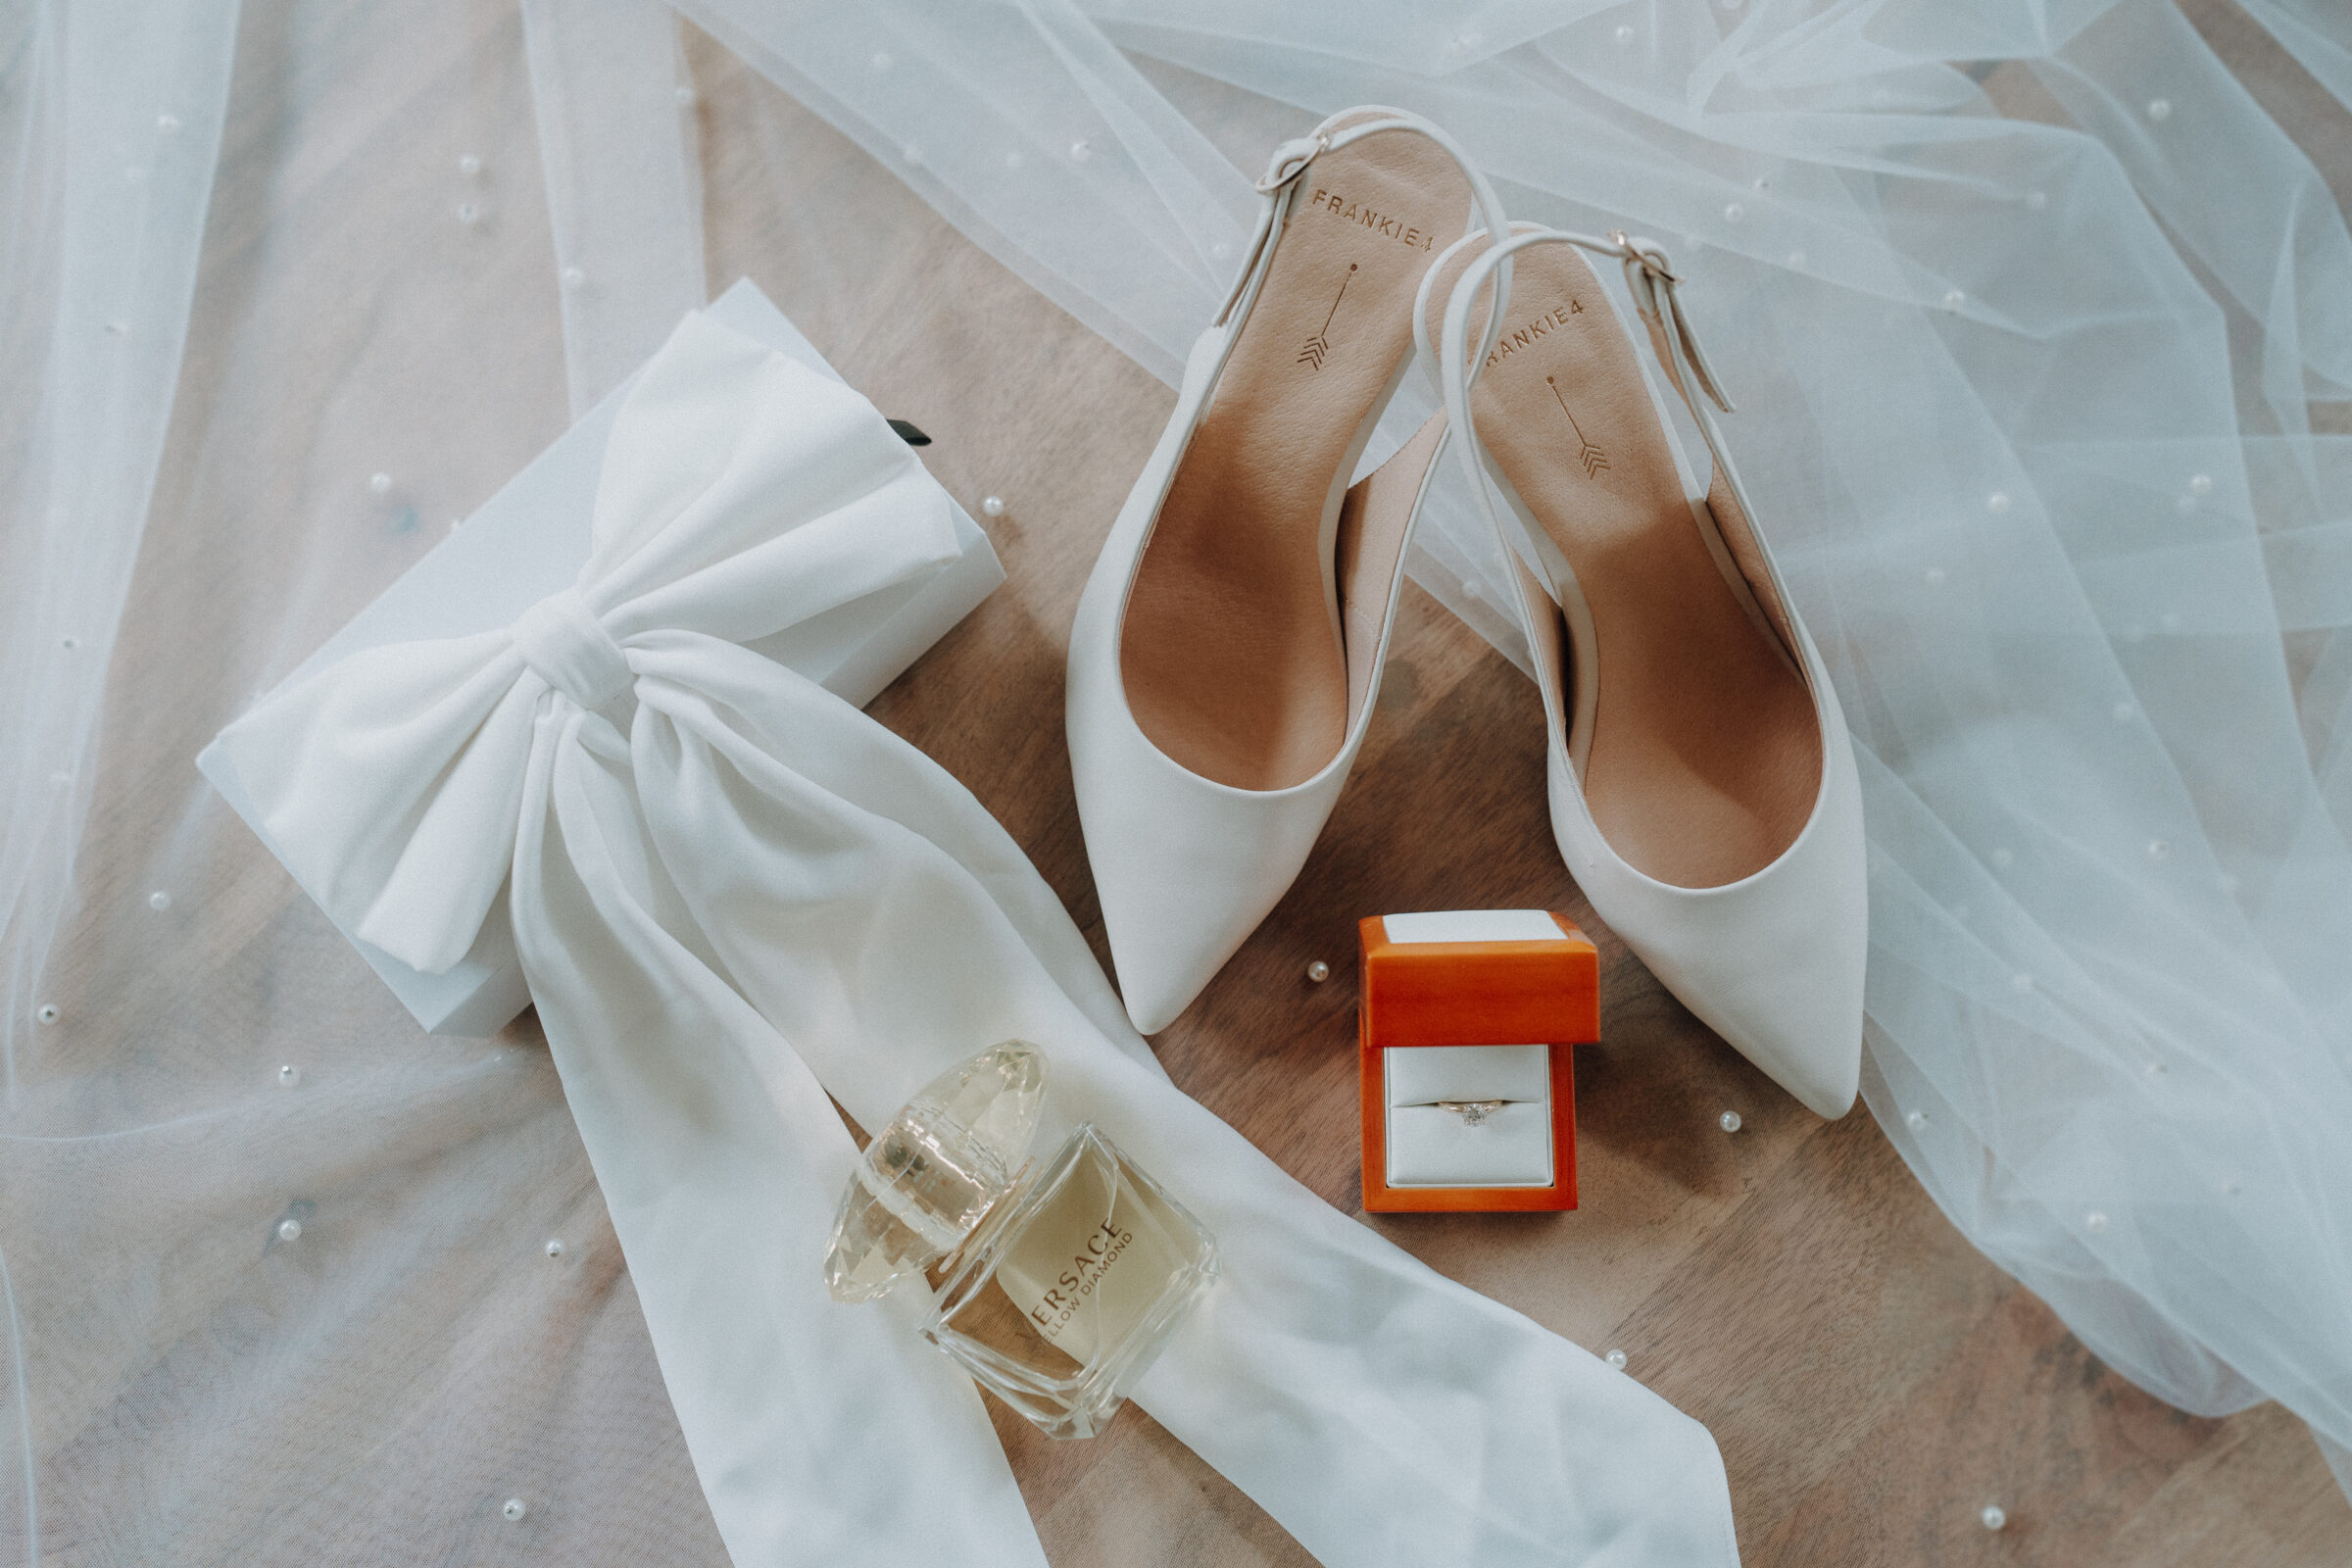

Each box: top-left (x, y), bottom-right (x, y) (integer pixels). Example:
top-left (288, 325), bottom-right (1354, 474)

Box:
top-left (507, 704), bottom-right (1047, 1568)
top-left (625, 644), bottom-right (1743, 1568)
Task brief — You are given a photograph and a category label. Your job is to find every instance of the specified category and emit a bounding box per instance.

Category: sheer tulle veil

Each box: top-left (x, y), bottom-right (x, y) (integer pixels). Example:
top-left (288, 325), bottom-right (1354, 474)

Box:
top-left (6, 0), bottom-right (2351, 1553)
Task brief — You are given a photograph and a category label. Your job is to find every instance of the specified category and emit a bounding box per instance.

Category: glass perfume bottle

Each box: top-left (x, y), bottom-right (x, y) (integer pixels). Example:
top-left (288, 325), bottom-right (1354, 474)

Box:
top-left (822, 1041), bottom-right (1218, 1440)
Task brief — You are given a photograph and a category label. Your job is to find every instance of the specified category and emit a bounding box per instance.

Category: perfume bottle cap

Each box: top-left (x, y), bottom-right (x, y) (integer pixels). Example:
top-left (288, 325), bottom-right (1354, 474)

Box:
top-left (822, 1041), bottom-right (1050, 1301)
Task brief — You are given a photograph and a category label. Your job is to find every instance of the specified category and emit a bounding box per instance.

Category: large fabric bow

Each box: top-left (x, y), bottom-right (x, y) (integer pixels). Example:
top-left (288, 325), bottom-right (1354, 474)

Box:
top-left (219, 310), bottom-right (1740, 1567)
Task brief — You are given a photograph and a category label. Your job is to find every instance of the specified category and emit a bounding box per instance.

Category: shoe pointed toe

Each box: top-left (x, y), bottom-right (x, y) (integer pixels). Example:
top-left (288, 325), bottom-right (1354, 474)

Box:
top-left (1068, 706), bottom-right (1346, 1034)
top-left (1685, 918), bottom-right (1864, 1120)
top-left (1100, 885), bottom-right (1264, 1036)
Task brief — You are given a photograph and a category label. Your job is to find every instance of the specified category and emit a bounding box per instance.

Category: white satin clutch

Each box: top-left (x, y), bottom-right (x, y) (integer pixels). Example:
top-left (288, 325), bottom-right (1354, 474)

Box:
top-left (212, 303), bottom-right (1742, 1567)
top-left (196, 279), bottom-right (1003, 1037)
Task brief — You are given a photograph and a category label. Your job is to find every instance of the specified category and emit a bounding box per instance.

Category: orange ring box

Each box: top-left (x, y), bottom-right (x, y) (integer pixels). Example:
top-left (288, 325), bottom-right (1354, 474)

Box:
top-left (1358, 911), bottom-right (1595, 1213)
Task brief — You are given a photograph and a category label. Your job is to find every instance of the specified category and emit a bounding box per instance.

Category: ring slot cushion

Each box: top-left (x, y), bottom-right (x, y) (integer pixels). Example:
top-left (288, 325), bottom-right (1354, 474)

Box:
top-left (1385, 1045), bottom-right (1553, 1188)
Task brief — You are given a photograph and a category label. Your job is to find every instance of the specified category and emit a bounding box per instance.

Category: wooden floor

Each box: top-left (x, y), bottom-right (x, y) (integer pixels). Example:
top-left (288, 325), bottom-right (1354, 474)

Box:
top-left (672, 16), bottom-right (2352, 1567)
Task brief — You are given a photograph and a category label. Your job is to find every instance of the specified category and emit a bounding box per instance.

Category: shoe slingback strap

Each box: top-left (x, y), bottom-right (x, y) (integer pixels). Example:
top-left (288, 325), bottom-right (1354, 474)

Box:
top-left (1211, 106), bottom-right (1513, 332)
top-left (1603, 231), bottom-right (1735, 418)
top-left (1432, 227), bottom-right (1810, 678)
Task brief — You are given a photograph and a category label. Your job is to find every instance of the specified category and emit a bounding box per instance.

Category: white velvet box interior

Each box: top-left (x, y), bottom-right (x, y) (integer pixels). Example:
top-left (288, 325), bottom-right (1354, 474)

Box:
top-left (1384, 1045), bottom-right (1554, 1188)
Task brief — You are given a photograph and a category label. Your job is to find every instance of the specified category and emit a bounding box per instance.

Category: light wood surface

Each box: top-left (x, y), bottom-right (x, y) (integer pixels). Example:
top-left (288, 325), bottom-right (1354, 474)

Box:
top-left (684, 18), bottom-right (2352, 1566)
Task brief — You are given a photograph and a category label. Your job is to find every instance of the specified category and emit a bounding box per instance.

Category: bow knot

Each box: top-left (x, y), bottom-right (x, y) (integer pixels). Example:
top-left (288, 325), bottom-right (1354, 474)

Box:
top-left (513, 586), bottom-right (632, 711)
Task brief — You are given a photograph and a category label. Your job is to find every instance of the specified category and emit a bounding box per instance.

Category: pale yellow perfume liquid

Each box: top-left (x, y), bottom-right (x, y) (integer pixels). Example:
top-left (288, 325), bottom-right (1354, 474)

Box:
top-left (989, 1145), bottom-right (1191, 1366)
top-left (824, 1046), bottom-right (1214, 1440)
top-left (930, 1127), bottom-right (1214, 1436)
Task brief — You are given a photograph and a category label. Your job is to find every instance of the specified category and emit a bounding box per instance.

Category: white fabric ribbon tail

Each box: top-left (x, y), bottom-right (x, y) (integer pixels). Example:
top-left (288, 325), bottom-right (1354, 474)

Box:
top-left (219, 306), bottom-right (1741, 1566)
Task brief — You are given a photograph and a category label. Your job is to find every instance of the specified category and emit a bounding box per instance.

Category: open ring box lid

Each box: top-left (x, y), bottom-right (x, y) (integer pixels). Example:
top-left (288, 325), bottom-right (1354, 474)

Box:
top-left (1357, 910), bottom-right (1596, 1213)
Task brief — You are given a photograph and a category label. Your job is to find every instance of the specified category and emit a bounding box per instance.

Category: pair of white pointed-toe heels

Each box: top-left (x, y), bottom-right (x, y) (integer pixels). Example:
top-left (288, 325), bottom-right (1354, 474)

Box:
top-left (1065, 106), bottom-right (1867, 1118)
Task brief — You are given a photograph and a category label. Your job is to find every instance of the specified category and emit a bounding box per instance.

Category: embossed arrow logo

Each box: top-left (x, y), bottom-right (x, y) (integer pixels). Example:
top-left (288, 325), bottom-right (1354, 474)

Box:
top-left (1298, 263), bottom-right (1356, 370)
top-left (1548, 375), bottom-right (1609, 478)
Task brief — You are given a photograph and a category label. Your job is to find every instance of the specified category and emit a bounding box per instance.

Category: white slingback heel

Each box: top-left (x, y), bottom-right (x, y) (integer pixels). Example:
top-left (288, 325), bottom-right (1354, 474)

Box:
top-left (1066, 107), bottom-right (1509, 1034)
top-left (1421, 225), bottom-right (1868, 1118)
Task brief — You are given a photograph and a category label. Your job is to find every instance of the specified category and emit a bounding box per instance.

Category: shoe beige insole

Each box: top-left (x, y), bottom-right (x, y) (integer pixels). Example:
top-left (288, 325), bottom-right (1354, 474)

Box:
top-left (1121, 126), bottom-right (1473, 791)
top-left (1471, 243), bottom-right (1821, 889)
